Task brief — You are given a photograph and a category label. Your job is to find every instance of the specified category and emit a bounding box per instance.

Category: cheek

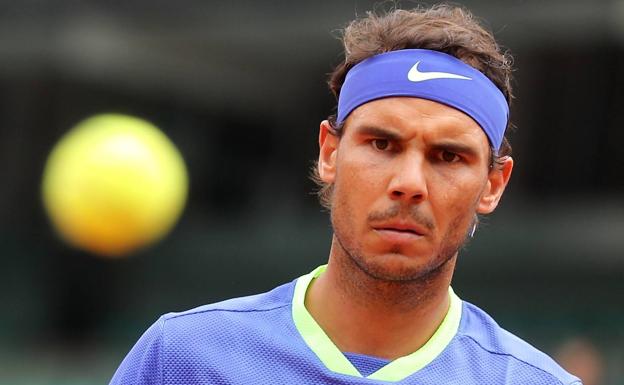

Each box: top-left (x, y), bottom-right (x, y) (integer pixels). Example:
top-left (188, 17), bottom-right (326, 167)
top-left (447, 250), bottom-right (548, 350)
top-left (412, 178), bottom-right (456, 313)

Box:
top-left (335, 153), bottom-right (386, 199)
top-left (331, 157), bottom-right (388, 234)
top-left (430, 170), bottom-right (487, 222)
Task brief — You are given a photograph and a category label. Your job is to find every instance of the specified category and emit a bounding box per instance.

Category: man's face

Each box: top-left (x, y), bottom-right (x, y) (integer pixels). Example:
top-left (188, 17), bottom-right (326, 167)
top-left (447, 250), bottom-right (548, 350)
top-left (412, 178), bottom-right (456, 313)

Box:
top-left (318, 97), bottom-right (512, 282)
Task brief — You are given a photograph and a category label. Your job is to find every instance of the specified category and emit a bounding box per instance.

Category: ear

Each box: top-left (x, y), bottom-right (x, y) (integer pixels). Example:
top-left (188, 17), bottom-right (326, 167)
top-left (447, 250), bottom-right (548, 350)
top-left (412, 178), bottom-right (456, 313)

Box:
top-left (477, 156), bottom-right (514, 214)
top-left (318, 120), bottom-right (339, 183)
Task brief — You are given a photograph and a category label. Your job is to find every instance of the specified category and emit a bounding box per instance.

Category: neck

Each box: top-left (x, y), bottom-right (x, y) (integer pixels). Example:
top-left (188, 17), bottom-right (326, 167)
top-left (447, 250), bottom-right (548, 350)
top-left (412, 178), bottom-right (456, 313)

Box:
top-left (305, 237), bottom-right (456, 360)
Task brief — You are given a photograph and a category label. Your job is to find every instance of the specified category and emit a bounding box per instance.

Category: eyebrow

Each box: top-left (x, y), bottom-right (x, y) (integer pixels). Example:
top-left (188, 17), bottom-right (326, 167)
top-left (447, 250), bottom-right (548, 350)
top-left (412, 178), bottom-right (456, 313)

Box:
top-left (355, 125), bottom-right (404, 141)
top-left (430, 141), bottom-right (481, 158)
top-left (354, 124), bottom-right (484, 158)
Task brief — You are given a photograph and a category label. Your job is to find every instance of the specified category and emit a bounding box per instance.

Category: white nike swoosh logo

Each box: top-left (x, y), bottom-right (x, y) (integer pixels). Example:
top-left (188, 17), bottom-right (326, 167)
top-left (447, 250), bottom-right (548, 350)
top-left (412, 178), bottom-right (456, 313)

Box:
top-left (407, 61), bottom-right (472, 82)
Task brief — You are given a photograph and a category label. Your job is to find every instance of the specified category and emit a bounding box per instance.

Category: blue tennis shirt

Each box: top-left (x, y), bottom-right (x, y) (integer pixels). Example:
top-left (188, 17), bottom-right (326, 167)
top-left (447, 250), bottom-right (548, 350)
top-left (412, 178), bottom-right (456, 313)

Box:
top-left (110, 266), bottom-right (581, 384)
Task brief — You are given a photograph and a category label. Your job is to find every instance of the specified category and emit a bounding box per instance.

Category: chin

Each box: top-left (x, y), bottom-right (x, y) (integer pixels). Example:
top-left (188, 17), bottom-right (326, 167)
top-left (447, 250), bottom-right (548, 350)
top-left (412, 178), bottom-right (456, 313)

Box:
top-left (352, 251), bottom-right (442, 282)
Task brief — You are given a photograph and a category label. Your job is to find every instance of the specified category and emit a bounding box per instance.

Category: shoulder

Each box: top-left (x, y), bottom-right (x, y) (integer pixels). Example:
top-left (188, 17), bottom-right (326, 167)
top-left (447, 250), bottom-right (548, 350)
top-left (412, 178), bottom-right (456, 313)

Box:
top-left (455, 301), bottom-right (581, 385)
top-left (159, 279), bottom-right (295, 334)
top-left (164, 279), bottom-right (294, 320)
top-left (109, 280), bottom-right (297, 385)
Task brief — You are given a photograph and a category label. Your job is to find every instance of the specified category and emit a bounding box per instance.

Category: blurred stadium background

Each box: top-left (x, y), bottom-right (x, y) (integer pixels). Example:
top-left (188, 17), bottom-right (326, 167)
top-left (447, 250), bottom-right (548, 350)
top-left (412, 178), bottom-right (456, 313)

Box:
top-left (0, 0), bottom-right (622, 384)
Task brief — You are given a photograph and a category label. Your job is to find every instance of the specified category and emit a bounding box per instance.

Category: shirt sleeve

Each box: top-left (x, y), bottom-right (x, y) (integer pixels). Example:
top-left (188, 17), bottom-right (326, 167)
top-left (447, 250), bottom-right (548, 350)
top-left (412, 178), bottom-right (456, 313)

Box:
top-left (109, 317), bottom-right (165, 385)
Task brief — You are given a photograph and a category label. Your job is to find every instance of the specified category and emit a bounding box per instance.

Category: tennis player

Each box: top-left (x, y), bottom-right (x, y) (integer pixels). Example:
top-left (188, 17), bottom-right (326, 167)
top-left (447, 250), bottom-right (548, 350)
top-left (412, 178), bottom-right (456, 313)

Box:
top-left (110, 5), bottom-right (581, 384)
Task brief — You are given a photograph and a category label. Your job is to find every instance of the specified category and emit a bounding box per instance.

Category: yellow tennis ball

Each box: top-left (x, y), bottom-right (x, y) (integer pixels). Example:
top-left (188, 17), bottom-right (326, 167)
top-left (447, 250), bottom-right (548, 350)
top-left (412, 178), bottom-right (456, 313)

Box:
top-left (42, 114), bottom-right (189, 257)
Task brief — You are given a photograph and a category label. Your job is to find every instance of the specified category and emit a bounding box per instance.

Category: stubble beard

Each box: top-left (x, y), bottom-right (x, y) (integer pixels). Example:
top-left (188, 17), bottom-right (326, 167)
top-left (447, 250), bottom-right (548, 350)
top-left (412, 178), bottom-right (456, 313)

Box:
top-left (330, 201), bottom-right (475, 307)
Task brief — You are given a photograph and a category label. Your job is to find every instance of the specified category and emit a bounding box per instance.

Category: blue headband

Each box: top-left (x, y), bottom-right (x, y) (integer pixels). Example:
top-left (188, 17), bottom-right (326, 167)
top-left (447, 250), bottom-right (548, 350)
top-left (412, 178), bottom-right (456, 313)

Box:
top-left (337, 49), bottom-right (508, 151)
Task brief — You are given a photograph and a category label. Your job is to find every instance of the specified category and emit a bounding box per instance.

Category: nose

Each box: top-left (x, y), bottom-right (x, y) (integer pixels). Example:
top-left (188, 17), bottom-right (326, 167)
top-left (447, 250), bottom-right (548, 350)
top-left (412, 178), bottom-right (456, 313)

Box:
top-left (387, 154), bottom-right (428, 203)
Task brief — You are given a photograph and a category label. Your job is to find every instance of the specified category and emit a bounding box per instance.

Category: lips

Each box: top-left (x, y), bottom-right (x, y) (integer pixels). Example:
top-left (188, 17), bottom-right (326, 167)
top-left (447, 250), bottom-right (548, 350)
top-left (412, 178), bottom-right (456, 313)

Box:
top-left (371, 221), bottom-right (428, 243)
top-left (373, 221), bottom-right (427, 235)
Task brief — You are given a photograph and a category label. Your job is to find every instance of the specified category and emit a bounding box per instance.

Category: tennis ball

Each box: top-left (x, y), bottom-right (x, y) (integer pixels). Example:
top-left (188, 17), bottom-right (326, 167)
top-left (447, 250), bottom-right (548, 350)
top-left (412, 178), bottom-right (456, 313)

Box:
top-left (42, 114), bottom-right (189, 257)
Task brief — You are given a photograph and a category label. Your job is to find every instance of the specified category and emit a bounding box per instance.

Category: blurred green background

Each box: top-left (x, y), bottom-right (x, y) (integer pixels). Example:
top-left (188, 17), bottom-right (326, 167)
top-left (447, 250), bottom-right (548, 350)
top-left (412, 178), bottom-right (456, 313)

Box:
top-left (0, 1), bottom-right (622, 384)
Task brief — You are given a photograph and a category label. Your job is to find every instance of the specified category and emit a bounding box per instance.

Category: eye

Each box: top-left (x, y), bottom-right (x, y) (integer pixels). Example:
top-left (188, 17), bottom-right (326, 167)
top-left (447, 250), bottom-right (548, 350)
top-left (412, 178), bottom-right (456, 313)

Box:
top-left (372, 139), bottom-right (390, 151)
top-left (440, 150), bottom-right (460, 163)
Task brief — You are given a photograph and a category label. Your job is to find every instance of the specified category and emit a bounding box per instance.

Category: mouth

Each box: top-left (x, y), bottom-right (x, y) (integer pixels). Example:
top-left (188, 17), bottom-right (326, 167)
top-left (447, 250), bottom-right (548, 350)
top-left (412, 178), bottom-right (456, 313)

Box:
top-left (377, 227), bottom-right (419, 234)
top-left (372, 222), bottom-right (428, 243)
top-left (373, 222), bottom-right (427, 235)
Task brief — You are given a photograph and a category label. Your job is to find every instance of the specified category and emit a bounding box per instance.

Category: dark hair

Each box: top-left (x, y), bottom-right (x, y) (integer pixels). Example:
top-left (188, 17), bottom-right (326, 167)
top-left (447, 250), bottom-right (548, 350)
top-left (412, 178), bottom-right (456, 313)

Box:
top-left (313, 4), bottom-right (514, 210)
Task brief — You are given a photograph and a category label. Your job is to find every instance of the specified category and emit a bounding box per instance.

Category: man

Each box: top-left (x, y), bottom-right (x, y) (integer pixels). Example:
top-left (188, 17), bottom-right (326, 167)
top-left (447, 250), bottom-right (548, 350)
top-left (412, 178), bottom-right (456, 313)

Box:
top-left (110, 5), bottom-right (581, 384)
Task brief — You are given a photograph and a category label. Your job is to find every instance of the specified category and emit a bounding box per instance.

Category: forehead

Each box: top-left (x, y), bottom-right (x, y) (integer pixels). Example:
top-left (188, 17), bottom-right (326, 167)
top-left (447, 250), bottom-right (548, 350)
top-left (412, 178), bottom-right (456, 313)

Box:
top-left (344, 97), bottom-right (490, 147)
